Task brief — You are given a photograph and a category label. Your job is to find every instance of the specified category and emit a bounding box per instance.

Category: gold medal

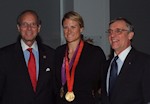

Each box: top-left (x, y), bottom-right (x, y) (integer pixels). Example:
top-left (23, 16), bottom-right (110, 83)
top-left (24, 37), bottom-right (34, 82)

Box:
top-left (64, 41), bottom-right (84, 102)
top-left (65, 91), bottom-right (75, 102)
top-left (60, 86), bottom-right (64, 98)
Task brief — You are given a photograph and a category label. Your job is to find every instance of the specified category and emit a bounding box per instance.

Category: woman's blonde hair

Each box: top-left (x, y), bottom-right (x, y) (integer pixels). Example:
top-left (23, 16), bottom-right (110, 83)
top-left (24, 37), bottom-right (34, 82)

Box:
top-left (62, 11), bottom-right (84, 28)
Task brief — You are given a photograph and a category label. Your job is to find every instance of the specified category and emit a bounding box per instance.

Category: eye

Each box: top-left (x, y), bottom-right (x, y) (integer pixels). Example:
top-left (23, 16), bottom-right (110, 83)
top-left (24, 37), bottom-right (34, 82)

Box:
top-left (20, 23), bottom-right (28, 27)
top-left (30, 23), bottom-right (38, 28)
top-left (63, 26), bottom-right (68, 29)
top-left (115, 29), bottom-right (122, 34)
top-left (106, 29), bottom-right (112, 34)
top-left (71, 26), bottom-right (76, 29)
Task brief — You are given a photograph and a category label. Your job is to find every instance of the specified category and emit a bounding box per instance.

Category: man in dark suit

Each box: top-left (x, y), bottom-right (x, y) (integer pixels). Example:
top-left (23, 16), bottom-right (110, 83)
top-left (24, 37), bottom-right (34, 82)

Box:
top-left (0, 10), bottom-right (55, 104)
top-left (101, 17), bottom-right (150, 104)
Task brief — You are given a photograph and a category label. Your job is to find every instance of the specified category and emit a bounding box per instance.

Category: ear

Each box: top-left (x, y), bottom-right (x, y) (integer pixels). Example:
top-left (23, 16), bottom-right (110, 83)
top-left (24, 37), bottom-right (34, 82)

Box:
top-left (17, 25), bottom-right (20, 32)
top-left (38, 25), bottom-right (41, 33)
top-left (80, 27), bottom-right (84, 33)
top-left (128, 32), bottom-right (134, 40)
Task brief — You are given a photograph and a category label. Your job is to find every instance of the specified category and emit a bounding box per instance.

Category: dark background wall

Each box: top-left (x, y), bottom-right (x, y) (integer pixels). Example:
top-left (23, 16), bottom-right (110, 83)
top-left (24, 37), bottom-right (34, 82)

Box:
top-left (0, 0), bottom-right (150, 55)
top-left (0, 0), bottom-right (60, 49)
top-left (110, 0), bottom-right (150, 55)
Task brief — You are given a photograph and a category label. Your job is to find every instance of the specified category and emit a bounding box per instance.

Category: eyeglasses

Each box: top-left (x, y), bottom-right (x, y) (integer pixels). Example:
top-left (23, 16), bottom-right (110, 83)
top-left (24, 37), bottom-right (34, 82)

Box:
top-left (19, 22), bottom-right (38, 28)
top-left (106, 28), bottom-right (129, 35)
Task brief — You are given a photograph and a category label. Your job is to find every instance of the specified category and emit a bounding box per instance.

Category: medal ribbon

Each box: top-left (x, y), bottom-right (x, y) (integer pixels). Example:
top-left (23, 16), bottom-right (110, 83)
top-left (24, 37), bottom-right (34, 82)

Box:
top-left (65, 40), bottom-right (84, 92)
top-left (61, 45), bottom-right (79, 86)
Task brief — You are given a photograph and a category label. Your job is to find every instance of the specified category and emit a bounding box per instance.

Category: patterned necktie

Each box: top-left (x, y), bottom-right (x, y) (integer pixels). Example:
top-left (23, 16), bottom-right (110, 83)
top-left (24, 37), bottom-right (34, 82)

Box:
top-left (27, 48), bottom-right (37, 92)
top-left (109, 56), bottom-right (118, 96)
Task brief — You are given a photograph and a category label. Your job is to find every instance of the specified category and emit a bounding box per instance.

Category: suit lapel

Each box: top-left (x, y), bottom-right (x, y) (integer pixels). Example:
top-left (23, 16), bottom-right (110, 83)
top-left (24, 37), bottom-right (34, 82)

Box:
top-left (103, 60), bottom-right (111, 97)
top-left (104, 60), bottom-right (111, 89)
top-left (36, 44), bottom-right (48, 93)
top-left (118, 48), bottom-right (136, 77)
top-left (55, 45), bottom-right (66, 88)
top-left (14, 41), bottom-right (35, 94)
top-left (110, 48), bottom-right (136, 100)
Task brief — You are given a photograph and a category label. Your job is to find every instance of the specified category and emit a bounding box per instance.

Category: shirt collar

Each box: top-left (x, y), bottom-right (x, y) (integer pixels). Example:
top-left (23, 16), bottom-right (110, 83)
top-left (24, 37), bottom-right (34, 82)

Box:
top-left (21, 39), bottom-right (38, 51)
top-left (114, 46), bottom-right (132, 62)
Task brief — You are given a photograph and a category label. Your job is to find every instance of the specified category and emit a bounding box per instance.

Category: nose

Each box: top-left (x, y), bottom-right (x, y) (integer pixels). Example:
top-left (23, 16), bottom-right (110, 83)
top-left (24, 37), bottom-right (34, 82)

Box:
top-left (68, 28), bottom-right (72, 33)
top-left (65, 28), bottom-right (72, 33)
top-left (26, 25), bottom-right (32, 30)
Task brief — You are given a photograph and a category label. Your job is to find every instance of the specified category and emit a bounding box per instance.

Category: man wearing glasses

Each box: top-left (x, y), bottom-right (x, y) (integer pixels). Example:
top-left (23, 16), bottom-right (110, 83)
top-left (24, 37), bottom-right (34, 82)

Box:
top-left (0, 10), bottom-right (55, 104)
top-left (101, 17), bottom-right (150, 104)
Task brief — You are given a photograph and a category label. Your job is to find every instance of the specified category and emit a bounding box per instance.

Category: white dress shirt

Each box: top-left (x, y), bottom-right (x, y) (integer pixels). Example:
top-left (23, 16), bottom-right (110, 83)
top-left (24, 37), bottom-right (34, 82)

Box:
top-left (21, 39), bottom-right (39, 79)
top-left (106, 46), bottom-right (132, 93)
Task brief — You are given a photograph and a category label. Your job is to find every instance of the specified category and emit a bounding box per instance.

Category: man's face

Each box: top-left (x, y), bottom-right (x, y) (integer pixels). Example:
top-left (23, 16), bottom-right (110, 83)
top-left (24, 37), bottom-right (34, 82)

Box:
top-left (108, 20), bottom-right (134, 54)
top-left (17, 12), bottom-right (41, 46)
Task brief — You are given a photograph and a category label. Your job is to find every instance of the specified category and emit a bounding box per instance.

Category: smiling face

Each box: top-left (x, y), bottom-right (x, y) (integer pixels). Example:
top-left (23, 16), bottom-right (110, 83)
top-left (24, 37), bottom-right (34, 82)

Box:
top-left (108, 20), bottom-right (134, 54)
top-left (63, 18), bottom-right (83, 44)
top-left (17, 12), bottom-right (41, 47)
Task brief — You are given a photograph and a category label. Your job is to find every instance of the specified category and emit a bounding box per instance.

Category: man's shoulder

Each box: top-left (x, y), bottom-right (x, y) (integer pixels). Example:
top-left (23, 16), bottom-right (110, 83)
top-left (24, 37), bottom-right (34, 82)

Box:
top-left (40, 43), bottom-right (54, 51)
top-left (39, 43), bottom-right (55, 56)
top-left (130, 48), bottom-right (150, 60)
top-left (0, 43), bottom-right (17, 52)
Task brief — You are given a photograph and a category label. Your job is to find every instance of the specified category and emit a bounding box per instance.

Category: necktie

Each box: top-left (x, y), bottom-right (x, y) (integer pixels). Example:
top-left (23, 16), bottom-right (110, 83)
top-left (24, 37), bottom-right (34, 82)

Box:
top-left (27, 48), bottom-right (37, 92)
top-left (109, 56), bottom-right (118, 96)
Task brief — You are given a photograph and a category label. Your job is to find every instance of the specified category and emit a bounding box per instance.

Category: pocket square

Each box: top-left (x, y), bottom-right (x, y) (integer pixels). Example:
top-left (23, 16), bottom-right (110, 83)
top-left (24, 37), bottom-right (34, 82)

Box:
top-left (46, 68), bottom-right (51, 72)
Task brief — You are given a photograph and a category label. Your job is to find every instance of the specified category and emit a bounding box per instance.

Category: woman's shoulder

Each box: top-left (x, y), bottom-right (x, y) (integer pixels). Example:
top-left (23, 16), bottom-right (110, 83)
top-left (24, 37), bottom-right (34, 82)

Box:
top-left (56, 44), bottom-right (66, 51)
top-left (84, 42), bottom-right (103, 52)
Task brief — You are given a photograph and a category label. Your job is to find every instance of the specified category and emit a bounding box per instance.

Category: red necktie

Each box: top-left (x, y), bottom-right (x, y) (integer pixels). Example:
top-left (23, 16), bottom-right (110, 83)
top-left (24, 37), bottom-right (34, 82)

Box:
top-left (27, 48), bottom-right (37, 92)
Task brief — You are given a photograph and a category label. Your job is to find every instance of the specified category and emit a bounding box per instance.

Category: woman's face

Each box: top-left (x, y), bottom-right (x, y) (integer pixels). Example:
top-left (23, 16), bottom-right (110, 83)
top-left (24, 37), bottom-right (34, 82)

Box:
top-left (63, 19), bottom-right (83, 43)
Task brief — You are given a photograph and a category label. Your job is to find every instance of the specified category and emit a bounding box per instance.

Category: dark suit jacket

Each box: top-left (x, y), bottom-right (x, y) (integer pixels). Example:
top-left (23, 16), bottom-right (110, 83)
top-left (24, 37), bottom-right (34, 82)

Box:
top-left (101, 48), bottom-right (150, 104)
top-left (0, 39), bottom-right (55, 104)
top-left (54, 42), bottom-right (106, 104)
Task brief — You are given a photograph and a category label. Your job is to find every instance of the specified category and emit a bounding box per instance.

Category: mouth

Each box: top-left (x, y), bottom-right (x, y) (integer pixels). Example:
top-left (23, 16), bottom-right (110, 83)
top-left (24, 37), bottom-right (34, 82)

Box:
top-left (25, 32), bottom-right (33, 37)
top-left (111, 38), bottom-right (118, 43)
top-left (26, 31), bottom-right (32, 35)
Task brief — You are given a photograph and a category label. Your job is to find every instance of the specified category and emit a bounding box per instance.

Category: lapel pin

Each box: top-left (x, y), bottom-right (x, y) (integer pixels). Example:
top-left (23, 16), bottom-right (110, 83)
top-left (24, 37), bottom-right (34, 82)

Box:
top-left (43, 55), bottom-right (46, 59)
